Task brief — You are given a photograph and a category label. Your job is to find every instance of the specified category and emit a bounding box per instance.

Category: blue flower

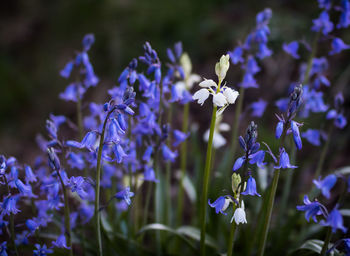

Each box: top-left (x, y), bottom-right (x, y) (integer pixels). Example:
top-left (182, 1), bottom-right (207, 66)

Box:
top-left (47, 148), bottom-right (61, 171)
top-left (173, 130), bottom-right (189, 147)
top-left (321, 207), bottom-right (347, 233)
top-left (329, 38), bottom-right (350, 55)
top-left (0, 242), bottom-right (7, 256)
top-left (142, 146), bottom-right (153, 162)
top-left (249, 99), bottom-right (267, 117)
top-left (52, 234), bottom-right (70, 249)
top-left (313, 174), bottom-right (337, 199)
top-left (60, 61), bottom-right (74, 78)
top-left (318, 0), bottom-right (332, 10)
top-left (275, 121), bottom-right (284, 139)
top-left (297, 195), bottom-right (324, 222)
top-left (25, 165), bottom-right (37, 183)
top-left (142, 166), bottom-right (159, 183)
top-left (66, 152), bottom-right (85, 170)
top-left (15, 179), bottom-right (36, 197)
top-left (301, 129), bottom-right (321, 146)
top-left (283, 41), bottom-right (300, 59)
top-left (113, 144), bottom-right (127, 163)
top-left (33, 244), bottom-right (53, 256)
top-left (59, 83), bottom-right (86, 102)
top-left (239, 72), bottom-right (258, 88)
top-left (249, 150), bottom-right (266, 168)
top-left (291, 121), bottom-right (302, 150)
top-left (26, 219), bottom-right (39, 232)
top-left (228, 47), bottom-right (244, 64)
top-left (337, 0), bottom-right (350, 29)
top-left (208, 196), bottom-right (230, 215)
top-left (274, 148), bottom-right (297, 169)
top-left (1, 196), bottom-right (20, 216)
top-left (162, 144), bottom-right (177, 162)
top-left (233, 156), bottom-right (246, 171)
top-left (312, 11), bottom-right (334, 35)
top-left (242, 176), bottom-right (261, 197)
top-left (115, 187), bottom-right (134, 205)
top-left (256, 43), bottom-right (272, 59)
top-left (68, 176), bottom-right (87, 199)
top-left (82, 34), bottom-right (95, 52)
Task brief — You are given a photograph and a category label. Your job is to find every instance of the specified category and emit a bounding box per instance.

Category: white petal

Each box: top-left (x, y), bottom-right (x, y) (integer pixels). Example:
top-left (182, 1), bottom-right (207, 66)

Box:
top-left (187, 74), bottom-right (201, 89)
top-left (174, 81), bottom-right (186, 95)
top-left (222, 198), bottom-right (231, 211)
top-left (199, 79), bottom-right (217, 88)
top-left (219, 123), bottom-right (230, 132)
top-left (232, 207), bottom-right (247, 225)
top-left (223, 88), bottom-right (239, 104)
top-left (213, 132), bottom-right (226, 148)
top-left (203, 129), bottom-right (210, 143)
top-left (193, 89), bottom-right (209, 105)
top-left (213, 93), bottom-right (227, 107)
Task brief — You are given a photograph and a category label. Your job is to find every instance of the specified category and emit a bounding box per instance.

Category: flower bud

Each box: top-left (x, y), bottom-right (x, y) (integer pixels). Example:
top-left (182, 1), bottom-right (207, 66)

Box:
top-left (215, 54), bottom-right (230, 81)
top-left (232, 173), bottom-right (242, 193)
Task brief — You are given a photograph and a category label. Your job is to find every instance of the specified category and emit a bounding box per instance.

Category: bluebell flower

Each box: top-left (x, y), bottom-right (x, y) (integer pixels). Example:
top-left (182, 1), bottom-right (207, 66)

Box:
top-left (113, 144), bottom-right (127, 163)
top-left (47, 148), bottom-right (61, 171)
top-left (249, 99), bottom-right (267, 117)
top-left (15, 231), bottom-right (29, 246)
top-left (321, 207), bottom-right (347, 233)
top-left (142, 146), bottom-right (153, 162)
top-left (249, 150), bottom-right (266, 168)
top-left (312, 11), bottom-right (334, 35)
top-left (329, 38), bottom-right (350, 55)
top-left (274, 148), bottom-right (297, 169)
top-left (33, 244), bottom-right (53, 256)
top-left (105, 119), bottom-right (121, 143)
top-left (82, 33), bottom-right (95, 52)
top-left (256, 43), bottom-right (272, 59)
top-left (25, 165), bottom-right (37, 183)
top-left (337, 0), bottom-right (350, 29)
top-left (239, 72), bottom-right (259, 88)
top-left (115, 187), bottom-right (134, 205)
top-left (26, 219), bottom-right (39, 232)
top-left (299, 86), bottom-right (328, 117)
top-left (297, 195), bottom-right (325, 222)
top-left (283, 41), bottom-right (300, 59)
top-left (301, 129), bottom-right (321, 146)
top-left (173, 130), bottom-right (189, 147)
top-left (162, 144), bottom-right (177, 162)
top-left (275, 98), bottom-right (289, 113)
top-left (242, 176), bottom-right (261, 197)
top-left (208, 196), bottom-right (230, 215)
top-left (318, 0), bottom-right (332, 10)
top-left (59, 83), bottom-right (86, 102)
top-left (68, 176), bottom-right (87, 199)
top-left (60, 61), bottom-right (74, 78)
top-left (228, 46), bottom-right (244, 64)
top-left (0, 155), bottom-right (6, 175)
top-left (275, 121), bottom-right (284, 139)
top-left (313, 174), bottom-right (337, 199)
top-left (79, 204), bottom-right (94, 224)
top-left (291, 121), bottom-right (302, 150)
top-left (52, 234), bottom-right (70, 249)
top-left (142, 166), bottom-right (159, 183)
top-left (0, 242), bottom-right (7, 256)
top-left (66, 152), bottom-right (85, 170)
top-left (233, 156), bottom-right (246, 171)
top-left (15, 179), bottom-right (36, 197)
top-left (326, 93), bottom-right (347, 129)
top-left (67, 131), bottom-right (97, 152)
top-left (1, 195), bottom-right (20, 215)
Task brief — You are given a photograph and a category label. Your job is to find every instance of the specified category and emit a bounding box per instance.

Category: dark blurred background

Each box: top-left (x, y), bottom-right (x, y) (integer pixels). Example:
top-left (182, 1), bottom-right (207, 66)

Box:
top-left (0, 0), bottom-right (349, 168)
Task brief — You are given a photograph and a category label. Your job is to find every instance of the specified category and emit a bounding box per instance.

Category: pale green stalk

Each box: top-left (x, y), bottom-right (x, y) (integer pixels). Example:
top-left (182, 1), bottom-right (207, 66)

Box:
top-left (199, 79), bottom-right (222, 256)
top-left (95, 110), bottom-right (113, 256)
top-left (320, 227), bottom-right (332, 256)
top-left (176, 102), bottom-right (190, 226)
top-left (164, 103), bottom-right (173, 226)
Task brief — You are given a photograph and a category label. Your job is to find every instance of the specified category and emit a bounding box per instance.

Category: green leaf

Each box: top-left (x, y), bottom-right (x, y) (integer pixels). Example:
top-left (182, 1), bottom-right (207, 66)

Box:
top-left (339, 209), bottom-right (350, 217)
top-left (182, 174), bottom-right (197, 203)
top-left (335, 166), bottom-right (350, 175)
top-left (300, 239), bottom-right (324, 253)
top-left (176, 226), bottom-right (217, 249)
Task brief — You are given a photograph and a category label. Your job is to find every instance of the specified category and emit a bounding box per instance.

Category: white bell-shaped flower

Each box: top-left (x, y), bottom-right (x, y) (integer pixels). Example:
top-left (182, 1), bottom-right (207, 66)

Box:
top-left (231, 201), bottom-right (247, 225)
top-left (193, 88), bottom-right (210, 105)
top-left (213, 93), bottom-right (227, 107)
top-left (199, 79), bottom-right (217, 88)
top-left (223, 88), bottom-right (239, 104)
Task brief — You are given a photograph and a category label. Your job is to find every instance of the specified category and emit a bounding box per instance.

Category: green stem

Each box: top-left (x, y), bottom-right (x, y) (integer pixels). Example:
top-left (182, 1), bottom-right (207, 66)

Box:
top-left (95, 110), bottom-right (113, 256)
top-left (199, 105), bottom-right (218, 256)
top-left (57, 170), bottom-right (73, 256)
top-left (227, 216), bottom-right (237, 256)
top-left (140, 182), bottom-right (153, 242)
top-left (164, 103), bottom-right (173, 226)
top-left (313, 125), bottom-right (333, 180)
top-left (320, 227), bottom-right (332, 256)
top-left (303, 32), bottom-right (320, 85)
top-left (176, 102), bottom-right (190, 226)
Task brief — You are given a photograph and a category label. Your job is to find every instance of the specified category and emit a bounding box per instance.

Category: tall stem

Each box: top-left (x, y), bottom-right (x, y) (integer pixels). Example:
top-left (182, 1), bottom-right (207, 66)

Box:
top-left (57, 170), bottom-right (73, 256)
top-left (95, 110), bottom-right (113, 256)
top-left (176, 102), bottom-right (190, 226)
top-left (313, 125), bottom-right (333, 180)
top-left (320, 227), bottom-right (332, 256)
top-left (227, 214), bottom-right (237, 256)
top-left (199, 105), bottom-right (218, 256)
top-left (164, 103), bottom-right (173, 226)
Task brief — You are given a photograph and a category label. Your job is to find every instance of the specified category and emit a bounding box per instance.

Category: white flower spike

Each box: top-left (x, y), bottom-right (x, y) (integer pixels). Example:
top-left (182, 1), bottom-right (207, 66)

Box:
top-left (193, 88), bottom-right (210, 105)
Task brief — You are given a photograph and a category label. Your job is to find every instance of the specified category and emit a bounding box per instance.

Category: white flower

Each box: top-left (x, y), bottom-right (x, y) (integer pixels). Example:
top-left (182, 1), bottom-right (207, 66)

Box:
top-left (213, 93), bottom-right (227, 107)
top-left (193, 89), bottom-right (210, 105)
top-left (215, 54), bottom-right (230, 81)
top-left (187, 74), bottom-right (201, 90)
top-left (231, 201), bottom-right (247, 225)
top-left (223, 88), bottom-right (239, 104)
top-left (203, 116), bottom-right (230, 148)
top-left (199, 79), bottom-right (217, 88)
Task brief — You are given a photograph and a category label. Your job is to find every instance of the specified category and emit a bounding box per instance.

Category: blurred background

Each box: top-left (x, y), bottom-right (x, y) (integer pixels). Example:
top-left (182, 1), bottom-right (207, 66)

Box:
top-left (0, 0), bottom-right (349, 171)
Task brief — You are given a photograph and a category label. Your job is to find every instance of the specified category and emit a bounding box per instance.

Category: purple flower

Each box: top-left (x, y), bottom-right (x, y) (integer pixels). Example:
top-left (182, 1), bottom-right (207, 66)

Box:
top-left (297, 195), bottom-right (324, 222)
top-left (329, 38), bottom-right (350, 55)
top-left (142, 166), bottom-right (159, 183)
top-left (60, 61), bottom-right (74, 78)
top-left (162, 144), bottom-right (177, 162)
top-left (256, 43), bottom-right (272, 59)
top-left (47, 148), bottom-right (61, 171)
top-left (228, 47), bottom-right (244, 64)
top-left (26, 219), bottom-right (39, 232)
top-left (312, 11), bottom-right (334, 35)
top-left (66, 152), bottom-right (85, 170)
top-left (68, 176), bottom-right (87, 199)
top-left (321, 207), bottom-right (347, 233)
top-left (142, 146), bottom-right (153, 162)
top-left (59, 83), bottom-right (86, 102)
top-left (173, 130), bottom-right (189, 147)
top-left (115, 187), bottom-right (134, 205)
top-left (313, 174), bottom-right (337, 199)
top-left (249, 150), bottom-right (266, 168)
top-left (233, 156), bottom-right (246, 171)
top-left (337, 0), bottom-right (350, 29)
top-left (208, 196), bottom-right (230, 215)
top-left (283, 41), bottom-right (300, 59)
top-left (249, 99), bottom-right (267, 117)
top-left (1, 196), bottom-right (20, 216)
top-left (241, 176), bottom-right (261, 197)
top-left (274, 148), bottom-right (297, 169)
top-left (52, 234), bottom-right (70, 249)
top-left (113, 144), bottom-right (127, 163)
top-left (15, 179), bottom-right (36, 197)
top-left (82, 34), bottom-right (95, 52)
top-left (0, 242), bottom-right (7, 256)
top-left (33, 244), bottom-right (53, 256)
top-left (25, 165), bottom-right (37, 183)
top-left (291, 121), bottom-right (302, 150)
top-left (301, 129), bottom-right (321, 146)
top-left (275, 121), bottom-right (284, 139)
